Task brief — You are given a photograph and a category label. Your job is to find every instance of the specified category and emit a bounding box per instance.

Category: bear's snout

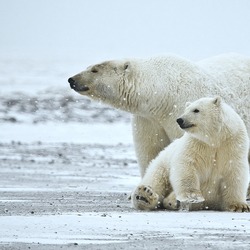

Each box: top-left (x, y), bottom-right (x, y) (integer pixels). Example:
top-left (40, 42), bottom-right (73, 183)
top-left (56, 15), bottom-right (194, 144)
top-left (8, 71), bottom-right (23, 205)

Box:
top-left (68, 77), bottom-right (76, 89)
top-left (176, 118), bottom-right (195, 129)
top-left (176, 118), bottom-right (184, 127)
top-left (68, 77), bottom-right (90, 92)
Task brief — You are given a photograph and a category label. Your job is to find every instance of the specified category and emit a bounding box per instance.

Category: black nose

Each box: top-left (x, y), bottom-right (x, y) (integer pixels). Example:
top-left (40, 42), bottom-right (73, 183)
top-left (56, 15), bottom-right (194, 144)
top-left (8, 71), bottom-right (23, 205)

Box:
top-left (68, 77), bottom-right (76, 89)
top-left (176, 118), bottom-right (184, 126)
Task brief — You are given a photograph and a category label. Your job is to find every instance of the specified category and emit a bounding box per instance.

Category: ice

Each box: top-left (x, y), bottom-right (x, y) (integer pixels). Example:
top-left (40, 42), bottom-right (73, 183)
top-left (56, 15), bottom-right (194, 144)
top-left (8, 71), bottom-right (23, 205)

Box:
top-left (0, 123), bottom-right (132, 144)
top-left (0, 212), bottom-right (249, 246)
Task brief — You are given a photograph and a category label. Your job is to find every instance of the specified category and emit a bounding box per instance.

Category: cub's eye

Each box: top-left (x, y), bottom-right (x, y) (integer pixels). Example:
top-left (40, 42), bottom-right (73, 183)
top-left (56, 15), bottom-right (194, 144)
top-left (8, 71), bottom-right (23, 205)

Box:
top-left (91, 68), bottom-right (98, 73)
top-left (193, 109), bottom-right (200, 113)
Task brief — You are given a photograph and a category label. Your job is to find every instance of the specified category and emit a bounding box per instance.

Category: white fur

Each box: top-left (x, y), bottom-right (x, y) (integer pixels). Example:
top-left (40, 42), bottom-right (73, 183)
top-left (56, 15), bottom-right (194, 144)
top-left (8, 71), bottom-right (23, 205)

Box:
top-left (70, 54), bottom-right (250, 177)
top-left (131, 97), bottom-right (249, 212)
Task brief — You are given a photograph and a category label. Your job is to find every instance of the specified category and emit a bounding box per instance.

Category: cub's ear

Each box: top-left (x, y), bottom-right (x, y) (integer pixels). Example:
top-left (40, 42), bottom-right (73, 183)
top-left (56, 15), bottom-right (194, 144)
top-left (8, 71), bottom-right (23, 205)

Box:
top-left (124, 62), bottom-right (130, 71)
top-left (213, 96), bottom-right (222, 106)
top-left (185, 101), bottom-right (191, 108)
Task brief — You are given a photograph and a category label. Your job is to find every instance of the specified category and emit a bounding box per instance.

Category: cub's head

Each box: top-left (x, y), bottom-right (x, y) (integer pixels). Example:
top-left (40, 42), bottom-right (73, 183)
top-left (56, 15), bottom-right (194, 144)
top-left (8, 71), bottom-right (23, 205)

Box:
top-left (176, 97), bottom-right (223, 144)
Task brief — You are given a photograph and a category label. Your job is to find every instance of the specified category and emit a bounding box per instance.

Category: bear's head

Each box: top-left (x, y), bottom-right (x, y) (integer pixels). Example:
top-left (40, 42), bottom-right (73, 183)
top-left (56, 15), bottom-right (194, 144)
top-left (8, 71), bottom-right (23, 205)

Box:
top-left (68, 60), bottom-right (136, 110)
top-left (176, 96), bottom-right (223, 145)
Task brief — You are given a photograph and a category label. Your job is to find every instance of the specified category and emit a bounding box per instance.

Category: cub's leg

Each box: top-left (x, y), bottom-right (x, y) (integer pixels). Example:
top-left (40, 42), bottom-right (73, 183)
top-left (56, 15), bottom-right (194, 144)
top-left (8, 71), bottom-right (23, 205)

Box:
top-left (132, 149), bottom-right (171, 210)
top-left (221, 159), bottom-right (250, 212)
top-left (170, 163), bottom-right (204, 204)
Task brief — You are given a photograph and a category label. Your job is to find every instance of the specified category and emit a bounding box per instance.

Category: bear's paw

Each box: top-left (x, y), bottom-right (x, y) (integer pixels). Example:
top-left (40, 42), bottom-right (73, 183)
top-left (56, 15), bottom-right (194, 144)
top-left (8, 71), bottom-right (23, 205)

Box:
top-left (132, 185), bottom-right (159, 210)
top-left (163, 192), bottom-right (179, 210)
top-left (228, 202), bottom-right (250, 212)
top-left (177, 191), bottom-right (205, 204)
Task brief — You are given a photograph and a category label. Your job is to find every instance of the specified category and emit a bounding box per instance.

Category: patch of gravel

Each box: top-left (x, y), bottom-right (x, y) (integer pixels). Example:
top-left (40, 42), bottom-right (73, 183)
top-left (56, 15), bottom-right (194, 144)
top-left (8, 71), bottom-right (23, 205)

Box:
top-left (0, 89), bottom-right (131, 124)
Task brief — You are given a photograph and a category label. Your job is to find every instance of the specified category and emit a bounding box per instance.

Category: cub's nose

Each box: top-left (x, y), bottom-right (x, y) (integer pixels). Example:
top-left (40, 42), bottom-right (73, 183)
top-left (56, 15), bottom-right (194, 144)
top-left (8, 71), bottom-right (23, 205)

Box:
top-left (68, 77), bottom-right (76, 89)
top-left (176, 118), bottom-right (184, 127)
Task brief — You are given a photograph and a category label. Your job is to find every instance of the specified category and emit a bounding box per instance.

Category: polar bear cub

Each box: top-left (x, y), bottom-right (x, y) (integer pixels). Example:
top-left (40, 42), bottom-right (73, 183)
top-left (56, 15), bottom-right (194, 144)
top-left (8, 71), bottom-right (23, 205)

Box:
top-left (132, 97), bottom-right (250, 212)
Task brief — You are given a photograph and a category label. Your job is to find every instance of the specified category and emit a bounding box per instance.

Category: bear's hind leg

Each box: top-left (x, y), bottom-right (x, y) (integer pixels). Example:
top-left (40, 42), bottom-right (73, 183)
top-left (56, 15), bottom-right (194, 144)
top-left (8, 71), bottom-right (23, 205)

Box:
top-left (219, 152), bottom-right (250, 212)
top-left (132, 149), bottom-right (171, 210)
top-left (221, 180), bottom-right (250, 212)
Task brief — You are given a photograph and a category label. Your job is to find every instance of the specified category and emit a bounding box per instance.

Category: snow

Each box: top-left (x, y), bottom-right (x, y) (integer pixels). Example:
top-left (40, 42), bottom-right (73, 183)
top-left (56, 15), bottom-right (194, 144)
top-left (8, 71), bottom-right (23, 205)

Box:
top-left (0, 212), bottom-right (249, 246)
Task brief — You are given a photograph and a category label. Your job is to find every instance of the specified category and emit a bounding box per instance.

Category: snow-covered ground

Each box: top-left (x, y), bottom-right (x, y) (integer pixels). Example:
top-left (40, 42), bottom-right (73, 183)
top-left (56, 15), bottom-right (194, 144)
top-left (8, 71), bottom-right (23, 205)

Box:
top-left (0, 58), bottom-right (250, 250)
top-left (1, 212), bottom-right (250, 248)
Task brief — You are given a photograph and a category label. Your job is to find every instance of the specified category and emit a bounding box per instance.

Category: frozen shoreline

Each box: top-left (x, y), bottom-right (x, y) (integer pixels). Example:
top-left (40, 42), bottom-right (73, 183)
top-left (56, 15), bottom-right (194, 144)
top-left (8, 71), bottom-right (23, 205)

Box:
top-left (1, 139), bottom-right (250, 249)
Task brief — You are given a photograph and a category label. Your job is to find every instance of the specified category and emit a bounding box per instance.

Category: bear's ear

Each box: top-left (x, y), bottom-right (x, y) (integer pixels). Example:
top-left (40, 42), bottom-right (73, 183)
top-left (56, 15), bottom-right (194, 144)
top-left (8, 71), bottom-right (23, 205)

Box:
top-left (185, 101), bottom-right (191, 108)
top-left (213, 96), bottom-right (222, 107)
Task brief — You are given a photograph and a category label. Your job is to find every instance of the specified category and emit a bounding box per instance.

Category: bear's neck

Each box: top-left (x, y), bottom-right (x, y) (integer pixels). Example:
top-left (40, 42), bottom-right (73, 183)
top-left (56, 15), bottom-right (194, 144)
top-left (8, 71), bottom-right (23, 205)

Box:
top-left (114, 67), bottom-right (174, 117)
top-left (99, 74), bottom-right (173, 118)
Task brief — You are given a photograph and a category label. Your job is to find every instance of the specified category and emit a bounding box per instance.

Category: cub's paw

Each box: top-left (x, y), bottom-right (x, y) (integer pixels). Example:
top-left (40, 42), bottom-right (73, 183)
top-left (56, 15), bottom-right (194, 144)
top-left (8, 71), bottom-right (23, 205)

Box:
top-left (163, 192), bottom-right (179, 210)
top-left (132, 185), bottom-right (159, 210)
top-left (177, 191), bottom-right (205, 204)
top-left (228, 202), bottom-right (250, 212)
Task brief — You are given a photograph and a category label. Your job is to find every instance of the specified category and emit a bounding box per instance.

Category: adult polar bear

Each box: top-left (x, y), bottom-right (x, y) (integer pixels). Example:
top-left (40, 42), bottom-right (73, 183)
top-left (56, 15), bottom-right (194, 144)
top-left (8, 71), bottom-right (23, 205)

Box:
top-left (68, 53), bottom-right (250, 177)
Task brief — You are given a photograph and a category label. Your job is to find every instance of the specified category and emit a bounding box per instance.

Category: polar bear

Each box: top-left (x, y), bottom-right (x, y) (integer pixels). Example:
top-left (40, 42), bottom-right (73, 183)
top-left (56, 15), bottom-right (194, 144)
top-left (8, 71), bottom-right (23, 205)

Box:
top-left (68, 54), bottom-right (250, 179)
top-left (132, 97), bottom-right (250, 212)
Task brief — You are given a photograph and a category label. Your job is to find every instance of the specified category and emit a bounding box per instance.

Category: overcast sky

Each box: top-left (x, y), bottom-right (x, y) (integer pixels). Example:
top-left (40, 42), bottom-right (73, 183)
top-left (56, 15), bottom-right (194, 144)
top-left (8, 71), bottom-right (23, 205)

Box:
top-left (0, 0), bottom-right (250, 63)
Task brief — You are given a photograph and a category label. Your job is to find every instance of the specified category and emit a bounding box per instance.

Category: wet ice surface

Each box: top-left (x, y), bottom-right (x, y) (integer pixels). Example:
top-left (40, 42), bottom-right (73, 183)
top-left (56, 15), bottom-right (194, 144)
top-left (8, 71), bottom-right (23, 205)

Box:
top-left (1, 140), bottom-right (250, 250)
top-left (0, 59), bottom-right (250, 250)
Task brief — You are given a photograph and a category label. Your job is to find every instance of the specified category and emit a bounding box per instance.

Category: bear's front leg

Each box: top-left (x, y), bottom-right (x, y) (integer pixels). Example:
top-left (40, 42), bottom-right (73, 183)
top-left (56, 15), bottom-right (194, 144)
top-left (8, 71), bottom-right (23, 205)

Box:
top-left (170, 163), bottom-right (204, 205)
top-left (177, 190), bottom-right (205, 204)
top-left (132, 185), bottom-right (159, 210)
top-left (132, 115), bottom-right (169, 177)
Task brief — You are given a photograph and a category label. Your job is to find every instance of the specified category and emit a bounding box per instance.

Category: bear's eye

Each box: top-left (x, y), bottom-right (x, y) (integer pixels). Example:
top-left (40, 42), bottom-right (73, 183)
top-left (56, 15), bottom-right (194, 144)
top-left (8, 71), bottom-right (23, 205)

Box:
top-left (91, 68), bottom-right (98, 73)
top-left (124, 64), bottom-right (129, 70)
top-left (193, 109), bottom-right (200, 113)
